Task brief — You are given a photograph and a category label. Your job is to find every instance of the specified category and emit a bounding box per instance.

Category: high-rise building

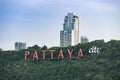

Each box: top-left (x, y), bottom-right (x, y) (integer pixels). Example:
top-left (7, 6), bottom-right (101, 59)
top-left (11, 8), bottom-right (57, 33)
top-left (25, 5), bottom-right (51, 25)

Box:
top-left (81, 36), bottom-right (89, 43)
top-left (15, 42), bottom-right (26, 51)
top-left (60, 12), bottom-right (80, 47)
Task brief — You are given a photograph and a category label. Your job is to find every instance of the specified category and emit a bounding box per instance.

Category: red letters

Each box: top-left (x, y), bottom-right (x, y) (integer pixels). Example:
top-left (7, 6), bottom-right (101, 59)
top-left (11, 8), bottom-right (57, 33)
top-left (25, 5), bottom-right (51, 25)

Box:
top-left (58, 49), bottom-right (64, 59)
top-left (24, 48), bottom-right (84, 60)
top-left (49, 50), bottom-right (55, 59)
top-left (67, 49), bottom-right (73, 59)
top-left (77, 49), bottom-right (83, 58)
top-left (41, 50), bottom-right (47, 60)
top-left (33, 50), bottom-right (39, 60)
top-left (24, 51), bottom-right (30, 60)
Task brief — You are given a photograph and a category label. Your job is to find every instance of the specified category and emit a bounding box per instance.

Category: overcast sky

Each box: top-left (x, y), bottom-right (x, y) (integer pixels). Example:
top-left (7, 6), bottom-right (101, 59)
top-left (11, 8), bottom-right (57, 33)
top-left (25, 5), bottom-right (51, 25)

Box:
top-left (0, 0), bottom-right (120, 50)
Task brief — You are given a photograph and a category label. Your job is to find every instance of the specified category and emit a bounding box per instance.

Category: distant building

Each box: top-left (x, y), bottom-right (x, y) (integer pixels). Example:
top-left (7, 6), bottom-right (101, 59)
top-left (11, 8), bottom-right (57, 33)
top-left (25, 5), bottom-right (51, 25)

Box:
top-left (60, 12), bottom-right (80, 47)
top-left (81, 36), bottom-right (89, 43)
top-left (15, 42), bottom-right (26, 51)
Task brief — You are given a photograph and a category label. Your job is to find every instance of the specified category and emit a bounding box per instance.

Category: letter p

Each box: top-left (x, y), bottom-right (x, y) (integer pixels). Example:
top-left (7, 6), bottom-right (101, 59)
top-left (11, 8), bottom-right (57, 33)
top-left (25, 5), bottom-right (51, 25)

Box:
top-left (25, 51), bottom-right (30, 60)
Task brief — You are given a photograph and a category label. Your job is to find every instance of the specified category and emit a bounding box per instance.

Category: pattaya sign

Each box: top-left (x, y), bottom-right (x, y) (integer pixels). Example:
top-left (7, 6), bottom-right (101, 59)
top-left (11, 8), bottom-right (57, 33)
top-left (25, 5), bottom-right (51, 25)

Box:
top-left (24, 49), bottom-right (83, 60)
top-left (24, 46), bottom-right (101, 60)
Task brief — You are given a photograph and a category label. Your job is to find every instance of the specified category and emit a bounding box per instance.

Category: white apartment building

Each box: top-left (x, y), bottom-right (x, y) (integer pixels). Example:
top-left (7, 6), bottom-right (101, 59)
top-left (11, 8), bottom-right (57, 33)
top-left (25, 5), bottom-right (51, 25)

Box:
top-left (60, 12), bottom-right (80, 47)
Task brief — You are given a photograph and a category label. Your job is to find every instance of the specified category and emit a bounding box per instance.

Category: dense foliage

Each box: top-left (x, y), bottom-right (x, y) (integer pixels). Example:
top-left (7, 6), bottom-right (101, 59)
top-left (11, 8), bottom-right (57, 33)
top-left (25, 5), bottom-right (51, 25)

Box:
top-left (0, 40), bottom-right (120, 80)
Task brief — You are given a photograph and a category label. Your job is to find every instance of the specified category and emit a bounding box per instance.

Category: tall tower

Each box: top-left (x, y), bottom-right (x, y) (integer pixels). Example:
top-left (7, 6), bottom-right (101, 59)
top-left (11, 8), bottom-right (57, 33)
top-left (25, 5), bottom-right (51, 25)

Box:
top-left (60, 12), bottom-right (80, 47)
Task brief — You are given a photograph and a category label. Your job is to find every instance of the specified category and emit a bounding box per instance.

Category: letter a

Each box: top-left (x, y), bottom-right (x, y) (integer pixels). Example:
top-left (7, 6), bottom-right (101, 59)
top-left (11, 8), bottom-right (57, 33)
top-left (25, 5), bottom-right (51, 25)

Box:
top-left (58, 49), bottom-right (64, 59)
top-left (25, 51), bottom-right (30, 60)
top-left (67, 49), bottom-right (73, 59)
top-left (33, 50), bottom-right (39, 60)
top-left (77, 49), bottom-right (83, 58)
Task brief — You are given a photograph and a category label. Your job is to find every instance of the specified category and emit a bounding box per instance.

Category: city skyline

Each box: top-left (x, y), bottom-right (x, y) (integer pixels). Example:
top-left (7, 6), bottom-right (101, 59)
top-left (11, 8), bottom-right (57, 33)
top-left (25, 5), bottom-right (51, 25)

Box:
top-left (0, 0), bottom-right (120, 50)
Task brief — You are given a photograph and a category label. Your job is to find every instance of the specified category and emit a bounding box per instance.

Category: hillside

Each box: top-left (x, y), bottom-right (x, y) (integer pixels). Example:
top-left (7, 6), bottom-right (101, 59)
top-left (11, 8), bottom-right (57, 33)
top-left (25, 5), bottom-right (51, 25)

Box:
top-left (0, 40), bottom-right (120, 80)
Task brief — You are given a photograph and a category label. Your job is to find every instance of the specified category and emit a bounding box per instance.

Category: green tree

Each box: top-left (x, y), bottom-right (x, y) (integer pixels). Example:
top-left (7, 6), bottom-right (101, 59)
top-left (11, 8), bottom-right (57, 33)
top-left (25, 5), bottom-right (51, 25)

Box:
top-left (41, 45), bottom-right (48, 50)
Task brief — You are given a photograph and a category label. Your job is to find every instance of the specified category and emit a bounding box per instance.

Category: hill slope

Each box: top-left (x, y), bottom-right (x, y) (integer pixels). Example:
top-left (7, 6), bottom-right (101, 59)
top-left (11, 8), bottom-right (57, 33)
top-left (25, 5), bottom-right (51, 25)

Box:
top-left (0, 40), bottom-right (120, 80)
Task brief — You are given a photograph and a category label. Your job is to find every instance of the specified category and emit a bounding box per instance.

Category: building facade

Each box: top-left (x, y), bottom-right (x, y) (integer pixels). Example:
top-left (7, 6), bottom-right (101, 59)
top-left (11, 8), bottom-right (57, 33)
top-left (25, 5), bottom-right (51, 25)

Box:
top-left (60, 12), bottom-right (80, 47)
top-left (81, 36), bottom-right (89, 43)
top-left (15, 42), bottom-right (26, 51)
